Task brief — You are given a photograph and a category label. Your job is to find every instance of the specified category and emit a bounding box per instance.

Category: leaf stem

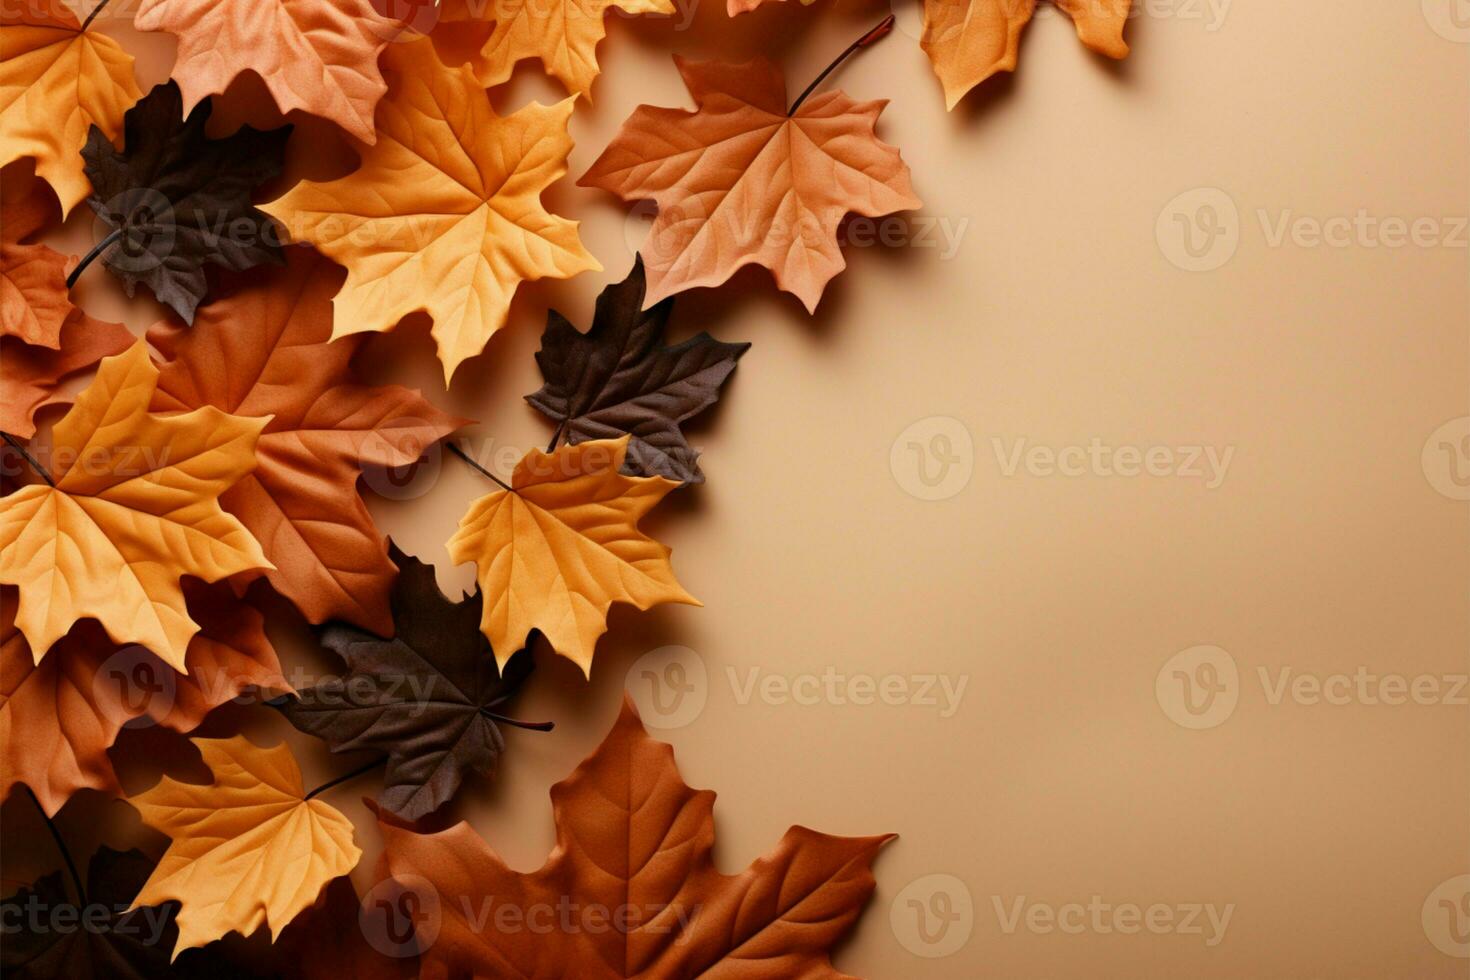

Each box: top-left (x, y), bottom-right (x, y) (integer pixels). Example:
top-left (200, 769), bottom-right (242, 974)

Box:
top-left (2, 433), bottom-right (55, 487)
top-left (788, 14), bottom-right (896, 116)
top-left (481, 710), bottom-right (555, 732)
top-left (66, 227), bottom-right (123, 289)
top-left (546, 422), bottom-right (566, 454)
top-left (80, 0), bottom-right (115, 31)
top-left (23, 787), bottom-right (86, 906)
top-left (446, 441), bottom-right (513, 492)
top-left (304, 757), bottom-right (384, 801)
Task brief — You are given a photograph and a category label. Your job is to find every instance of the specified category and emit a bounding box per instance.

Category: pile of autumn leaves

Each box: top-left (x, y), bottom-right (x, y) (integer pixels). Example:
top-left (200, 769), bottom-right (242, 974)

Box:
top-left (1, 0), bottom-right (1140, 974)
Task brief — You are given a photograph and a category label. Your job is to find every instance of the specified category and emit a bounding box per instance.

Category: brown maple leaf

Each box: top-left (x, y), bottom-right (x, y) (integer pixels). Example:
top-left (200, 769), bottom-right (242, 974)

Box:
top-left (373, 696), bottom-right (893, 976)
top-left (148, 246), bottom-right (467, 635)
top-left (0, 581), bottom-right (288, 816)
top-left (1, 165), bottom-right (137, 437)
top-left (579, 52), bottom-right (920, 312)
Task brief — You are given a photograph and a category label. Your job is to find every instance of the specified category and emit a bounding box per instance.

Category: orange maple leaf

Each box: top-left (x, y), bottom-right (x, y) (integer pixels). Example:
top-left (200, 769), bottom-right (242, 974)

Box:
top-left (133, 0), bottom-right (399, 143)
top-left (0, 581), bottom-right (288, 815)
top-left (128, 735), bottom-right (362, 956)
top-left (148, 247), bottom-right (466, 635)
top-left (0, 342), bottom-right (272, 672)
top-left (0, 0), bottom-right (141, 216)
top-left (262, 39), bottom-right (600, 383)
top-left (580, 55), bottom-right (921, 313)
top-left (923, 0), bottom-right (1131, 108)
top-left (1, 165), bottom-right (137, 436)
top-left (373, 696), bottom-right (893, 976)
top-left (446, 436), bottom-right (698, 675)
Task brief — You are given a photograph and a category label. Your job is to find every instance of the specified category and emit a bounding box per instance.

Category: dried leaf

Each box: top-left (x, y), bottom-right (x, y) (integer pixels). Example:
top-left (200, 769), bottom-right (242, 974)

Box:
top-left (447, 436), bottom-right (698, 675)
top-left (922, 0), bottom-right (1131, 108)
top-left (148, 246), bottom-right (465, 634)
top-left (527, 257), bottom-right (749, 483)
top-left (580, 56), bottom-right (920, 312)
top-left (442, 0), bottom-right (675, 98)
top-left (0, 341), bottom-right (272, 672)
top-left (134, 0), bottom-right (397, 143)
top-left (1, 580), bottom-right (288, 815)
top-left (81, 81), bottom-right (291, 325)
top-left (262, 39), bottom-right (600, 384)
top-left (1, 314), bottom-right (137, 439)
top-left (127, 735), bottom-right (362, 957)
top-left (274, 542), bottom-right (540, 821)
top-left (375, 696), bottom-right (893, 977)
top-left (0, 846), bottom-right (179, 979)
top-left (0, 1), bottom-right (141, 216)
top-left (1, 164), bottom-right (71, 347)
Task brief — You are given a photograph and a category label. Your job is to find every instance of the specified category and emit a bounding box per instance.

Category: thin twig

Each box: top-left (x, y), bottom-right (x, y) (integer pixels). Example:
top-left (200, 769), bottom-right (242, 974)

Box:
top-left (546, 421), bottom-right (566, 454)
top-left (446, 441), bottom-right (513, 492)
top-left (303, 757), bottom-right (383, 801)
top-left (80, 0), bottom-right (115, 32)
top-left (788, 15), bottom-right (896, 116)
top-left (481, 710), bottom-right (555, 732)
top-left (2, 433), bottom-right (55, 487)
top-left (66, 227), bottom-right (123, 289)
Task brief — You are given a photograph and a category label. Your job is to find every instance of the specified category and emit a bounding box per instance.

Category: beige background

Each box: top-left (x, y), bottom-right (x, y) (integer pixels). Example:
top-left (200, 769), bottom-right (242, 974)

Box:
top-left (5, 0), bottom-right (1469, 976)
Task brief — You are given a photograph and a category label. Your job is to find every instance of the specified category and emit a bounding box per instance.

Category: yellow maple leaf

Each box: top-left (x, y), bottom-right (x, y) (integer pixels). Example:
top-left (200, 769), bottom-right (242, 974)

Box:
top-left (447, 436), bottom-right (698, 675)
top-left (0, 1), bottom-right (142, 216)
top-left (0, 341), bottom-right (272, 672)
top-left (447, 0), bottom-right (675, 99)
top-left (922, 0), bottom-right (1131, 109)
top-left (128, 735), bottom-right (362, 957)
top-left (261, 39), bottom-right (600, 384)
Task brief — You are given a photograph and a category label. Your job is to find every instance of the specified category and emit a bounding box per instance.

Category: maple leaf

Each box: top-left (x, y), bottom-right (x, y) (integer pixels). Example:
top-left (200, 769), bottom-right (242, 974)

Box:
top-left (0, 580), bottom-right (288, 815)
top-left (133, 0), bottom-right (397, 144)
top-left (0, 0), bottom-right (141, 217)
top-left (374, 696), bottom-right (893, 977)
top-left (127, 735), bottom-right (362, 957)
top-left (1, 163), bottom-right (71, 347)
top-left (0, 846), bottom-right (180, 978)
top-left (579, 54), bottom-right (920, 313)
top-left (441, 0), bottom-right (675, 99)
top-left (923, 0), bottom-right (1131, 108)
top-left (273, 542), bottom-right (547, 821)
top-left (147, 246), bottom-right (466, 635)
top-left (0, 341), bottom-right (273, 673)
top-left (1, 165), bottom-right (137, 437)
top-left (80, 81), bottom-right (291, 325)
top-left (0, 314), bottom-right (136, 439)
top-left (527, 256), bottom-right (749, 484)
top-left (261, 39), bottom-right (601, 384)
top-left (446, 436), bottom-right (698, 675)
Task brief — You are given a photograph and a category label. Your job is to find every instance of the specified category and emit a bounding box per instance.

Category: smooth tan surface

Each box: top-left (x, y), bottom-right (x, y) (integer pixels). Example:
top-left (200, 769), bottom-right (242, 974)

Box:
top-left (6, 0), bottom-right (1467, 976)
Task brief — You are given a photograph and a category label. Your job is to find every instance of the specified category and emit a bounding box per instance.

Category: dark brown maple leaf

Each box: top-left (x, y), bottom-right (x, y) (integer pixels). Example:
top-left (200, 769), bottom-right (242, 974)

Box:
top-left (0, 846), bottom-right (178, 979)
top-left (79, 81), bottom-right (290, 324)
top-left (271, 542), bottom-right (550, 821)
top-left (526, 256), bottom-right (750, 484)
